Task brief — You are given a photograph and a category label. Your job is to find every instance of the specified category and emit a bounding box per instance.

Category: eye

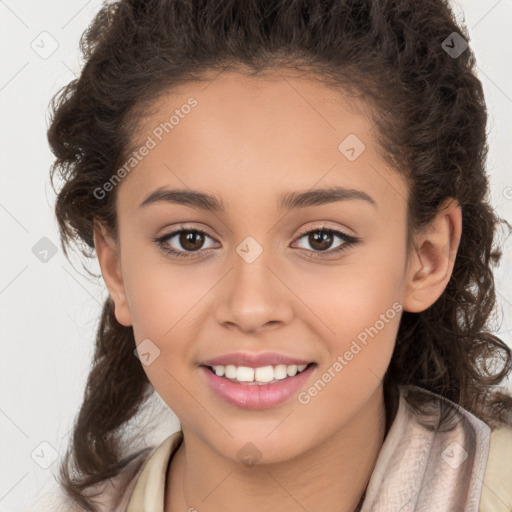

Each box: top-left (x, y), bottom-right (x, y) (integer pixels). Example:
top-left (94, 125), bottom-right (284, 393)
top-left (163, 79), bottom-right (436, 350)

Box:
top-left (153, 224), bottom-right (218, 259)
top-left (153, 224), bottom-right (361, 260)
top-left (292, 226), bottom-right (360, 258)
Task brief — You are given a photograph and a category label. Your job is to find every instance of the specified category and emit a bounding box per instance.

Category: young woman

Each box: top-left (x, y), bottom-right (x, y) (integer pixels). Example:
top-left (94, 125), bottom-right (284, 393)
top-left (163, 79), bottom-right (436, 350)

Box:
top-left (47, 0), bottom-right (512, 510)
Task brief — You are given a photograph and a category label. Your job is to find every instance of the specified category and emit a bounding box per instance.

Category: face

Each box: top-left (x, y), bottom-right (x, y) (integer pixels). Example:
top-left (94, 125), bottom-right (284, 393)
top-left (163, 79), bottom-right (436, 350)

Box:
top-left (99, 69), bottom-right (415, 464)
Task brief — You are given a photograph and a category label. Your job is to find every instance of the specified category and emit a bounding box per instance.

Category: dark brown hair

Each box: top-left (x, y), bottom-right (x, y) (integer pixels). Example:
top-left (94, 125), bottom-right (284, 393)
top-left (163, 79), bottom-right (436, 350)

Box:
top-left (47, 0), bottom-right (512, 510)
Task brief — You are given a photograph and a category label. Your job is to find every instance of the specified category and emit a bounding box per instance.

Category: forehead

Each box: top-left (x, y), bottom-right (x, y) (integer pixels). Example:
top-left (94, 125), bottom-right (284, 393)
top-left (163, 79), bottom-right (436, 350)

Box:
top-left (119, 69), bottom-right (408, 216)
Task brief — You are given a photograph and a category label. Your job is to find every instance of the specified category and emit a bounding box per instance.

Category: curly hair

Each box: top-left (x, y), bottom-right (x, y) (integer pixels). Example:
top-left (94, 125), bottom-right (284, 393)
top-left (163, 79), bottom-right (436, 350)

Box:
top-left (47, 0), bottom-right (512, 510)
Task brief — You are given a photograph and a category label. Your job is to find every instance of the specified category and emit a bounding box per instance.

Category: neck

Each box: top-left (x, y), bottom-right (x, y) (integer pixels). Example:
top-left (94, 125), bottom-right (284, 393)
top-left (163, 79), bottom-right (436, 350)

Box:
top-left (166, 386), bottom-right (387, 512)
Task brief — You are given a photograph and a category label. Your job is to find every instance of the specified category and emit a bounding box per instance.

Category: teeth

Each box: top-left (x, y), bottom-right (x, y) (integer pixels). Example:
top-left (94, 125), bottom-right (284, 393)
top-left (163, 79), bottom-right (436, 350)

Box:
top-left (236, 366), bottom-right (254, 382)
top-left (274, 364), bottom-right (288, 380)
top-left (210, 363), bottom-right (310, 384)
top-left (255, 366), bottom-right (274, 383)
top-left (286, 364), bottom-right (297, 377)
top-left (225, 365), bottom-right (237, 379)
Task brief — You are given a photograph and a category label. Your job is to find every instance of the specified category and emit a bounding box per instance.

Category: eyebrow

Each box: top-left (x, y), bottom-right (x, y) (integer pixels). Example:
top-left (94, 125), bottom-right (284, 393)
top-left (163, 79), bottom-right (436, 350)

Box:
top-left (139, 186), bottom-right (377, 211)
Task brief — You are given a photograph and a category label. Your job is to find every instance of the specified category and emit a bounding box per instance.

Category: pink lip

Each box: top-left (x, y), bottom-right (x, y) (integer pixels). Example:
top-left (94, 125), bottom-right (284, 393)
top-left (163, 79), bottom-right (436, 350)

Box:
top-left (200, 364), bottom-right (316, 409)
top-left (201, 351), bottom-right (313, 368)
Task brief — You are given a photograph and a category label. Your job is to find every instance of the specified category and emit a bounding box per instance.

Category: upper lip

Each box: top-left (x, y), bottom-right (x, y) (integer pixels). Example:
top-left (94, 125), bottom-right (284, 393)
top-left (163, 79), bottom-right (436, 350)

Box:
top-left (201, 351), bottom-right (313, 368)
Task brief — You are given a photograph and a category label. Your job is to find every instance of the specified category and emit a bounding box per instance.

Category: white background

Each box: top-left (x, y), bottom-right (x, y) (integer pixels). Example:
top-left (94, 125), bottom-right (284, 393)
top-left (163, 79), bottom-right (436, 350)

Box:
top-left (1, 1), bottom-right (511, 510)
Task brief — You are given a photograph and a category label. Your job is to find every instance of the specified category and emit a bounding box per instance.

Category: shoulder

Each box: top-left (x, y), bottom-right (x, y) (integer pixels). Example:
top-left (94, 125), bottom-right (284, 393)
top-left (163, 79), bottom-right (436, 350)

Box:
top-left (396, 386), bottom-right (512, 512)
top-left (479, 425), bottom-right (512, 512)
top-left (30, 447), bottom-right (156, 512)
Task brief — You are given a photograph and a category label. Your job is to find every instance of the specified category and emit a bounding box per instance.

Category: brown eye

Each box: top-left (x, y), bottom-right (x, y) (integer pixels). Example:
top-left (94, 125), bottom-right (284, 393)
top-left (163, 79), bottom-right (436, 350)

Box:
top-left (293, 226), bottom-right (361, 259)
top-left (154, 225), bottom-right (360, 260)
top-left (307, 230), bottom-right (334, 251)
top-left (154, 226), bottom-right (217, 258)
top-left (179, 230), bottom-right (205, 251)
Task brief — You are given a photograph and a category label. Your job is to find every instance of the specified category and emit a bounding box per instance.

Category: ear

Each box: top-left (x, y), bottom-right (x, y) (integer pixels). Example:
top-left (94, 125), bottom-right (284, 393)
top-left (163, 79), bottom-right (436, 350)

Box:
top-left (403, 198), bottom-right (462, 313)
top-left (93, 219), bottom-right (133, 326)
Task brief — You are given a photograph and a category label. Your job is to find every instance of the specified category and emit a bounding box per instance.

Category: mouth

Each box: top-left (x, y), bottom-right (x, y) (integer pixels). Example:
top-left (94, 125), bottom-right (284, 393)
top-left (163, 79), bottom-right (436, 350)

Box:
top-left (200, 362), bottom-right (317, 409)
top-left (202, 362), bottom-right (316, 385)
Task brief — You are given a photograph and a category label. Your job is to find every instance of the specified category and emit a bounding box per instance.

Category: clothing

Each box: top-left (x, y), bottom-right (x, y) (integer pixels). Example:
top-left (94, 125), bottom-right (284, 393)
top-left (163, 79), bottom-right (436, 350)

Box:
top-left (55, 385), bottom-right (512, 512)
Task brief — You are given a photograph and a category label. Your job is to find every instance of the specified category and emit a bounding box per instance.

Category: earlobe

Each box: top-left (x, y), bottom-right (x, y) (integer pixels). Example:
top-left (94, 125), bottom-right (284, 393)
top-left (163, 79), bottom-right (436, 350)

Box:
top-left (93, 220), bottom-right (133, 327)
top-left (402, 198), bottom-right (462, 313)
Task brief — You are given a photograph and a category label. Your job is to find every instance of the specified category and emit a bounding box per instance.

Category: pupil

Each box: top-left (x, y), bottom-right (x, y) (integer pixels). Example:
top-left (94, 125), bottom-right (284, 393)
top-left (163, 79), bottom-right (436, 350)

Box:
top-left (310, 231), bottom-right (332, 251)
top-left (181, 231), bottom-right (203, 250)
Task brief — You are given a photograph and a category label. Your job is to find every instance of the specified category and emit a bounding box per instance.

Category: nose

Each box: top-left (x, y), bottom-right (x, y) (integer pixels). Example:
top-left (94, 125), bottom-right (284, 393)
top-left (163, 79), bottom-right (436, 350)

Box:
top-left (213, 244), bottom-right (294, 334)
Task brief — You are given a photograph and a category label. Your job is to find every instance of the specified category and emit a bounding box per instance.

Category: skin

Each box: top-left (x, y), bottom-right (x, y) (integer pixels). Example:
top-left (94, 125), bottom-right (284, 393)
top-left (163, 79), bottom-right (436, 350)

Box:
top-left (94, 69), bottom-right (462, 512)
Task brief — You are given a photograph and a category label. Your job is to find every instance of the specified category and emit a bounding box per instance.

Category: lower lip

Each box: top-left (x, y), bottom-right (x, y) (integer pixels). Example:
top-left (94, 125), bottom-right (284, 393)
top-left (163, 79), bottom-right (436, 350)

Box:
top-left (200, 364), bottom-right (316, 409)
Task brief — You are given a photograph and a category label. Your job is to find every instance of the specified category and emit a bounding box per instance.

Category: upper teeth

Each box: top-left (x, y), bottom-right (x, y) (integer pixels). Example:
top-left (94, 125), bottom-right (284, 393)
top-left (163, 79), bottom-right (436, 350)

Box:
top-left (212, 364), bottom-right (308, 384)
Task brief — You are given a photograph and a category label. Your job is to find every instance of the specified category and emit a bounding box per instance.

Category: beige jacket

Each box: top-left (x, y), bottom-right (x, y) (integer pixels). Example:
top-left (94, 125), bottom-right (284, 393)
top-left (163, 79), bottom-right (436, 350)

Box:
top-left (53, 385), bottom-right (512, 511)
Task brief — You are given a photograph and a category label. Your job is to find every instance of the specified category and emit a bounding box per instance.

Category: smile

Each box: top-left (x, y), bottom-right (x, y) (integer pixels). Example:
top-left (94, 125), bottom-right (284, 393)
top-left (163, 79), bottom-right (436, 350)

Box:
top-left (207, 363), bottom-right (311, 385)
top-left (200, 363), bottom-right (317, 409)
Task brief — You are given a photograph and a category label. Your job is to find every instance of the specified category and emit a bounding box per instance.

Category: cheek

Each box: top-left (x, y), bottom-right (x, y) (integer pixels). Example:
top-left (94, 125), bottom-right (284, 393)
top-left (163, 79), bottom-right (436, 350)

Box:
top-left (296, 278), bottom-right (402, 431)
top-left (123, 254), bottom-right (213, 382)
top-left (124, 247), bottom-right (210, 337)
top-left (292, 244), bottom-right (405, 380)
top-left (289, 247), bottom-right (405, 334)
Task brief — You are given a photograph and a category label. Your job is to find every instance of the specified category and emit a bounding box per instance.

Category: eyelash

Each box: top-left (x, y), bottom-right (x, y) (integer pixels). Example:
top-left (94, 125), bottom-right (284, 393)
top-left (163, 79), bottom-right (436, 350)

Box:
top-left (153, 224), bottom-right (361, 260)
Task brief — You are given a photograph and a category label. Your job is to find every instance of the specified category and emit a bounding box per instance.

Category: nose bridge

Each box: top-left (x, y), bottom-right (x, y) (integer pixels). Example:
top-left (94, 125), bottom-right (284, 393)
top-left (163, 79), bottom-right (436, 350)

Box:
top-left (232, 233), bottom-right (278, 308)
